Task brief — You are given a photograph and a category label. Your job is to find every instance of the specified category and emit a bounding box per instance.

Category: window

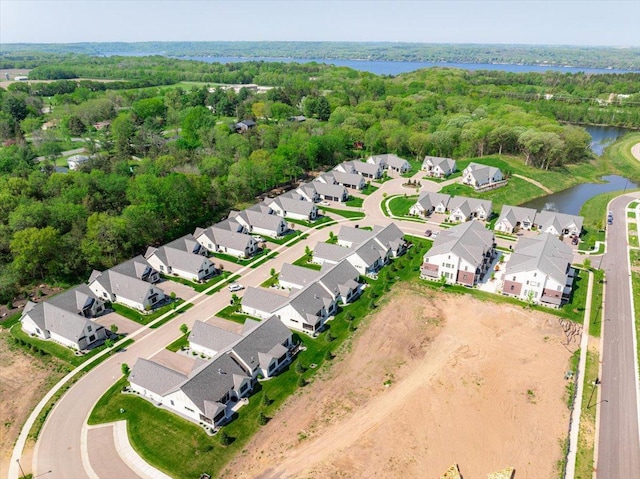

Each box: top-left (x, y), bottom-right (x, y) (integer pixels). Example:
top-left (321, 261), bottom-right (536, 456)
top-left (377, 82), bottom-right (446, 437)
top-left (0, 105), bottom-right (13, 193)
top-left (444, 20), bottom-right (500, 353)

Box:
top-left (510, 285), bottom-right (514, 291)
top-left (170, 400), bottom-right (174, 406)
top-left (89, 334), bottom-right (96, 342)
top-left (268, 363), bottom-right (276, 372)
top-left (160, 265), bottom-right (164, 272)
top-left (240, 383), bottom-right (248, 393)
top-left (185, 406), bottom-right (194, 413)
top-left (35, 328), bottom-right (41, 335)
top-left (87, 325), bottom-right (92, 332)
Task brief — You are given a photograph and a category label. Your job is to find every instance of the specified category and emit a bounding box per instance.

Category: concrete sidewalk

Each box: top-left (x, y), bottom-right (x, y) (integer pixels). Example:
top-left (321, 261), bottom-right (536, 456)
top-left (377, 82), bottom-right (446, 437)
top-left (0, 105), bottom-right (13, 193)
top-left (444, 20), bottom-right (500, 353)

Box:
top-left (113, 421), bottom-right (172, 479)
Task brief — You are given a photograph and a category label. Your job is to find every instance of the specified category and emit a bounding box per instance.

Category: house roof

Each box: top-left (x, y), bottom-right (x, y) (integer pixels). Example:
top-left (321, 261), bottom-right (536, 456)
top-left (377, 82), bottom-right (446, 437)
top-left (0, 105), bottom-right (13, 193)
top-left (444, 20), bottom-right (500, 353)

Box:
top-left (447, 196), bottom-right (492, 217)
top-left (535, 211), bottom-right (584, 234)
top-left (372, 223), bottom-right (405, 251)
top-left (496, 205), bottom-right (537, 228)
top-left (230, 316), bottom-right (292, 372)
top-left (385, 154), bottom-right (410, 169)
top-left (89, 269), bottom-right (161, 304)
top-left (188, 320), bottom-right (242, 354)
top-left (242, 287), bottom-right (290, 314)
top-left (279, 263), bottom-right (322, 289)
top-left (352, 237), bottom-right (387, 266)
top-left (423, 156), bottom-right (456, 172)
top-left (368, 153), bottom-right (407, 168)
top-left (311, 181), bottom-right (348, 199)
top-left (266, 196), bottom-right (316, 216)
top-left (67, 155), bottom-right (89, 164)
top-left (164, 234), bottom-right (204, 254)
top-left (214, 218), bottom-right (244, 232)
top-left (313, 242), bottom-right (353, 263)
top-left (295, 182), bottom-right (320, 200)
top-left (464, 162), bottom-right (502, 184)
top-left (317, 260), bottom-right (360, 296)
top-left (47, 283), bottom-right (102, 314)
top-left (110, 255), bottom-right (157, 281)
top-left (129, 358), bottom-right (188, 396)
top-left (414, 191), bottom-right (452, 211)
top-left (330, 170), bottom-right (365, 186)
top-left (288, 283), bottom-right (334, 322)
top-left (337, 160), bottom-right (379, 176)
top-left (195, 226), bottom-right (256, 252)
top-left (145, 246), bottom-right (211, 275)
top-left (426, 221), bottom-right (494, 267)
top-left (505, 233), bottom-right (573, 283)
top-left (230, 208), bottom-right (287, 232)
top-left (22, 301), bottom-right (98, 344)
top-left (338, 225), bottom-right (374, 246)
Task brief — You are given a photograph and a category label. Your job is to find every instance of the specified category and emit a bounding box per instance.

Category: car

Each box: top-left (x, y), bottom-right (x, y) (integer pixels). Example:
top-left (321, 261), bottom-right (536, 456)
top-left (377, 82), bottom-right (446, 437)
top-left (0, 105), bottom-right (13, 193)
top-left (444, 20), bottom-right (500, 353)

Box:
top-left (252, 235), bottom-right (265, 243)
top-left (228, 283), bottom-right (244, 292)
top-left (424, 229), bottom-right (432, 237)
top-left (608, 210), bottom-right (613, 218)
top-left (319, 201), bottom-right (330, 206)
top-left (571, 237), bottom-right (579, 245)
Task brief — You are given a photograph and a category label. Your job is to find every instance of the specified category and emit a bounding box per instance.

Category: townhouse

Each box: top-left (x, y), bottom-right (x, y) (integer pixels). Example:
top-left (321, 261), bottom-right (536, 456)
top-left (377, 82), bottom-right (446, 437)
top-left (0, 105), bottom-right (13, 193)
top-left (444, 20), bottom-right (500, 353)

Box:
top-left (316, 171), bottom-right (366, 191)
top-left (462, 162), bottom-right (504, 189)
top-left (409, 192), bottom-right (452, 217)
top-left (229, 205), bottom-right (289, 238)
top-left (194, 226), bottom-right (259, 259)
top-left (535, 211), bottom-right (583, 237)
top-left (264, 195), bottom-right (318, 221)
top-left (494, 205), bottom-right (538, 234)
top-left (446, 196), bottom-right (493, 222)
top-left (367, 153), bottom-right (411, 174)
top-left (145, 234), bottom-right (217, 282)
top-left (334, 160), bottom-right (382, 179)
top-left (89, 265), bottom-right (166, 312)
top-left (420, 221), bottom-right (497, 286)
top-left (422, 156), bottom-right (457, 178)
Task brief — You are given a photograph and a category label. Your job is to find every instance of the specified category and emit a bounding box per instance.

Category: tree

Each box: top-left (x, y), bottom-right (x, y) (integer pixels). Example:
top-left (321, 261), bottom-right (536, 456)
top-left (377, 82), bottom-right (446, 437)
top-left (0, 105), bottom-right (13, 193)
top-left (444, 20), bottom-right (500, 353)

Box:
top-left (110, 324), bottom-right (119, 334)
top-left (257, 411), bottom-right (269, 426)
top-left (104, 338), bottom-right (114, 348)
top-left (111, 113), bottom-right (135, 158)
top-left (121, 363), bottom-right (130, 377)
top-left (180, 323), bottom-right (188, 335)
top-left (261, 393), bottom-right (271, 406)
top-left (10, 226), bottom-right (62, 281)
top-left (219, 430), bottom-right (232, 446)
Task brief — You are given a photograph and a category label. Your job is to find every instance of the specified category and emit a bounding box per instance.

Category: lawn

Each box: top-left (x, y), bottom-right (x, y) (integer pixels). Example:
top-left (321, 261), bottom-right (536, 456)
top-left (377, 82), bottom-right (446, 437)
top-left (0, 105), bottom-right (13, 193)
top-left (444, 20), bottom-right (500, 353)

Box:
top-left (387, 195), bottom-right (418, 217)
top-left (265, 230), bottom-right (302, 245)
top-left (345, 196), bottom-right (364, 208)
top-left (589, 269), bottom-right (605, 338)
top-left (210, 250), bottom-right (268, 266)
top-left (111, 300), bottom-right (184, 326)
top-left (162, 271), bottom-right (232, 293)
top-left (319, 206), bottom-right (365, 219)
top-left (360, 183), bottom-right (379, 195)
top-left (292, 255), bottom-right (322, 270)
top-left (215, 304), bottom-right (255, 324)
top-left (580, 192), bottom-right (617, 249)
top-left (286, 216), bottom-right (334, 228)
top-left (602, 132), bottom-right (640, 185)
top-left (439, 176), bottom-right (546, 211)
top-left (166, 333), bottom-right (189, 352)
top-left (401, 158), bottom-right (424, 177)
top-left (633, 272), bottom-right (640, 379)
top-left (575, 348), bottom-right (600, 479)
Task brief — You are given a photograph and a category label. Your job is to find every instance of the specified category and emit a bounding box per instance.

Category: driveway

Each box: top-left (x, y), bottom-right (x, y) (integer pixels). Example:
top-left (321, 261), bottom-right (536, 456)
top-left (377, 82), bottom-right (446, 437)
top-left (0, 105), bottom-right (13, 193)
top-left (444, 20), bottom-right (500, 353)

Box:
top-left (156, 279), bottom-right (198, 301)
top-left (94, 311), bottom-right (141, 336)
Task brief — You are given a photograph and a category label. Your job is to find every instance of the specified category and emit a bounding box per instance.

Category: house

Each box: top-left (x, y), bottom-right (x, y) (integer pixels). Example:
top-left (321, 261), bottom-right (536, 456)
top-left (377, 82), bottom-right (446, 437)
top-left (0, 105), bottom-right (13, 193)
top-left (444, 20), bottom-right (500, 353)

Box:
top-left (334, 161), bottom-right (382, 179)
top-left (446, 196), bottom-right (493, 222)
top-left (422, 156), bottom-right (457, 178)
top-left (279, 263), bottom-right (322, 290)
top-left (279, 261), bottom-right (362, 305)
top-left (312, 242), bottom-right (353, 266)
top-left (462, 162), bottom-right (504, 189)
top-left (502, 233), bottom-right (575, 307)
top-left (88, 269), bottom-right (166, 312)
top-left (337, 223), bottom-right (406, 258)
top-left (288, 115), bottom-right (307, 122)
top-left (535, 211), bottom-right (583, 237)
top-left (129, 353), bottom-right (252, 427)
top-left (111, 255), bottom-right (160, 284)
top-left (346, 237), bottom-right (390, 275)
top-left (295, 182), bottom-right (321, 202)
top-left (235, 119), bottom-right (256, 133)
top-left (145, 234), bottom-right (216, 282)
top-left (367, 154), bottom-right (411, 173)
top-left (409, 192), bottom-right (452, 217)
top-left (188, 316), bottom-right (293, 379)
top-left (264, 196), bottom-right (318, 221)
top-left (310, 181), bottom-right (349, 202)
top-left (20, 284), bottom-right (107, 350)
top-left (494, 205), bottom-right (538, 234)
top-left (336, 226), bottom-right (374, 248)
top-left (316, 171), bottom-right (365, 191)
top-left (421, 221), bottom-right (497, 286)
top-left (67, 155), bottom-right (89, 170)
top-left (194, 226), bottom-right (258, 259)
top-left (228, 206), bottom-right (289, 238)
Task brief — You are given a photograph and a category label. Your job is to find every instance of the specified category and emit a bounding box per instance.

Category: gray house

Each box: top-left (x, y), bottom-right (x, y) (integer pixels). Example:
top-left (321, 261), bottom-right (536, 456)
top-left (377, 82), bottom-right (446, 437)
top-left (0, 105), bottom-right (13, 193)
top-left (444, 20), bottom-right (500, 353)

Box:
top-left (194, 226), bottom-right (258, 259)
top-left (494, 205), bottom-right (538, 234)
top-left (409, 192), bottom-right (452, 217)
top-left (89, 268), bottom-right (166, 312)
top-left (422, 156), bottom-right (457, 178)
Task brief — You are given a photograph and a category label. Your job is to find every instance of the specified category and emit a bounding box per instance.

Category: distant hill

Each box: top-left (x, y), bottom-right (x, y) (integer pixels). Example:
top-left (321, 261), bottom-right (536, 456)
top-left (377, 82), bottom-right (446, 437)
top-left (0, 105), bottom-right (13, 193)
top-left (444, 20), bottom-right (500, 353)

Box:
top-left (1, 41), bottom-right (639, 70)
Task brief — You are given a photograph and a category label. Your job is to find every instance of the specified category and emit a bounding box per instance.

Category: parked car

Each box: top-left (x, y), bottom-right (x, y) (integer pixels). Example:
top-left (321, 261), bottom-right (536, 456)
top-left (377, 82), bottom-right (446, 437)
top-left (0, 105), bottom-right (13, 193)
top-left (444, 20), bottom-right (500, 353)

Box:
top-left (252, 235), bottom-right (265, 243)
top-left (424, 229), bottom-right (432, 237)
top-left (228, 283), bottom-right (244, 292)
top-left (319, 201), bottom-right (330, 206)
top-left (571, 237), bottom-right (579, 245)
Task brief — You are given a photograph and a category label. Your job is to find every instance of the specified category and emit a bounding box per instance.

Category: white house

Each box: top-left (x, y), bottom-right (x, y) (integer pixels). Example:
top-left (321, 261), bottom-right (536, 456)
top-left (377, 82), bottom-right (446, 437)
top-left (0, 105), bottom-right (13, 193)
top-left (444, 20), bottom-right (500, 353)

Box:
top-left (421, 221), bottom-right (496, 286)
top-left (409, 192), bottom-right (452, 217)
top-left (145, 239), bottom-right (216, 283)
top-left (494, 205), bottom-right (538, 234)
top-left (194, 226), bottom-right (258, 259)
top-left (264, 196), bottom-right (318, 221)
top-left (502, 233), bottom-right (575, 307)
top-left (446, 196), bottom-right (493, 222)
top-left (88, 269), bottom-right (166, 311)
top-left (229, 206), bottom-right (289, 238)
top-left (462, 162), bottom-right (504, 189)
top-left (367, 154), bottom-right (411, 173)
top-left (422, 156), bottom-right (457, 178)
top-left (535, 211), bottom-right (583, 237)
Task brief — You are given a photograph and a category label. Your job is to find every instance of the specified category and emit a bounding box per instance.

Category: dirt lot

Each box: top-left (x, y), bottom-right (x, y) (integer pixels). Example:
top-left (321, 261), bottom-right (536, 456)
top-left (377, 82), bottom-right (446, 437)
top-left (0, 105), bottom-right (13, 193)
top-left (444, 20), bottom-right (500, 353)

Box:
top-left (224, 285), bottom-right (575, 479)
top-left (0, 329), bottom-right (70, 475)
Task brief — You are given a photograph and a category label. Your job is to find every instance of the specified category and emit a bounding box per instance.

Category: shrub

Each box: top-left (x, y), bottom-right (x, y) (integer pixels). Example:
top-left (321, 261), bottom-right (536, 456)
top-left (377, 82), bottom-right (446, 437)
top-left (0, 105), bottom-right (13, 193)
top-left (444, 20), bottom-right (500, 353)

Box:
top-left (257, 411), bottom-right (269, 426)
top-left (261, 393), bottom-right (271, 406)
top-left (325, 350), bottom-right (334, 361)
top-left (219, 430), bottom-right (232, 446)
top-left (179, 323), bottom-right (188, 335)
top-left (297, 376), bottom-right (307, 387)
top-left (295, 361), bottom-right (306, 374)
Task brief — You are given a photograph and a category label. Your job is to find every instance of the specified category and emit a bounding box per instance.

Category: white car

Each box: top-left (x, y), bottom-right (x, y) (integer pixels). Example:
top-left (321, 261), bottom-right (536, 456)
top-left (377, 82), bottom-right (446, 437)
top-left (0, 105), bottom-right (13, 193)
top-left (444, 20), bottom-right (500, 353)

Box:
top-left (319, 201), bottom-right (330, 206)
top-left (228, 283), bottom-right (244, 292)
top-left (252, 236), bottom-right (265, 243)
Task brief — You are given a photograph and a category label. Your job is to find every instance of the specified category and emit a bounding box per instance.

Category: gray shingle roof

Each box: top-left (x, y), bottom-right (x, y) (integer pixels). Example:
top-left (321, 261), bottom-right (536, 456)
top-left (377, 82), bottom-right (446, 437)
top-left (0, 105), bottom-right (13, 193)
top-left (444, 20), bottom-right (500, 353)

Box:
top-left (242, 287), bottom-right (290, 314)
top-left (230, 316), bottom-right (292, 372)
top-left (496, 205), bottom-right (537, 229)
top-left (230, 208), bottom-right (287, 232)
top-left (423, 156), bottom-right (456, 173)
top-left (279, 263), bottom-right (322, 288)
top-left (352, 237), bottom-right (387, 266)
top-left (447, 196), bottom-right (492, 217)
top-left (313, 242), bottom-right (353, 263)
top-left (90, 269), bottom-right (162, 304)
top-left (266, 196), bottom-right (316, 216)
top-left (414, 192), bottom-right (451, 211)
top-left (110, 255), bottom-right (158, 282)
top-left (505, 233), bottom-right (573, 283)
top-left (330, 170), bottom-right (364, 187)
top-left (312, 181), bottom-right (348, 199)
top-left (372, 223), bottom-right (405, 250)
top-left (288, 283), bottom-right (334, 322)
top-left (426, 221), bottom-right (495, 266)
top-left (195, 226), bottom-right (256, 252)
top-left (464, 162), bottom-right (502, 184)
top-left (146, 246), bottom-right (212, 275)
top-left (47, 284), bottom-right (101, 314)
top-left (338, 225), bottom-right (374, 246)
top-left (164, 234), bottom-right (205, 255)
top-left (129, 358), bottom-right (188, 396)
top-left (535, 211), bottom-right (584, 234)
top-left (189, 320), bottom-right (242, 353)
top-left (317, 260), bottom-right (360, 296)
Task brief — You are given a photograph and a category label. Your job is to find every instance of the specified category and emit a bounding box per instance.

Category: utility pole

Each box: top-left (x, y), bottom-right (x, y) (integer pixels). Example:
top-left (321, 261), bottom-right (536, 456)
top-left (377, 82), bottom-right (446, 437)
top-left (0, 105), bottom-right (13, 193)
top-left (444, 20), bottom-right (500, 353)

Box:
top-left (16, 459), bottom-right (26, 479)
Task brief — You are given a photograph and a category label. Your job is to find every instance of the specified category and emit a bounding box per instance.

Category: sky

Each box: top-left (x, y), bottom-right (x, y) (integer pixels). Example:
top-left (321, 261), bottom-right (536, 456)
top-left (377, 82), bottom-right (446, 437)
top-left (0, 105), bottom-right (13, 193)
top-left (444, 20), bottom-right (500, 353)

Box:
top-left (1, 0), bottom-right (639, 46)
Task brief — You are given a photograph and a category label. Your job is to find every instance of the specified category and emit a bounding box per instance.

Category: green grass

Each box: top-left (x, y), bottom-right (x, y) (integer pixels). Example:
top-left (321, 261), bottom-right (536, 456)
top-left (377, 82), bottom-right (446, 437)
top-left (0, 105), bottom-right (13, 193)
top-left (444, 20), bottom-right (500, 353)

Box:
top-left (265, 230), bottom-right (302, 245)
top-left (286, 216), bottom-right (333, 228)
top-left (10, 322), bottom-right (120, 366)
top-left (439, 176), bottom-right (546, 211)
top-left (150, 303), bottom-right (194, 329)
top-left (0, 311), bottom-right (21, 329)
top-left (602, 132), bottom-right (640, 185)
top-left (575, 348), bottom-right (600, 479)
top-left (166, 334), bottom-right (189, 352)
top-left (630, 201), bottom-right (639, 209)
top-left (162, 271), bottom-right (231, 293)
top-left (387, 195), bottom-right (419, 217)
top-left (319, 206), bottom-right (365, 219)
top-left (215, 304), bottom-right (255, 324)
top-left (628, 211), bottom-right (636, 219)
top-left (210, 250), bottom-right (268, 266)
top-left (249, 250), bottom-right (279, 269)
top-left (292, 255), bottom-right (322, 270)
top-left (111, 300), bottom-right (184, 326)
top-left (633, 272), bottom-right (640, 379)
top-left (345, 197), bottom-right (364, 208)
top-left (260, 274), bottom-right (279, 287)
top-left (360, 183), bottom-right (379, 195)
top-left (401, 158), bottom-right (423, 177)
top-left (589, 269), bottom-right (605, 338)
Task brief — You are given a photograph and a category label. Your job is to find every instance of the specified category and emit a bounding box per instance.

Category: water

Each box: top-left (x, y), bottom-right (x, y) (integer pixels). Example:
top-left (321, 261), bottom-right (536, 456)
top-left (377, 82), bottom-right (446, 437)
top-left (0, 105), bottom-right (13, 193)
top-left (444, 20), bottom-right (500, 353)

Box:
top-left (583, 125), bottom-right (632, 156)
top-left (175, 55), bottom-right (639, 76)
top-left (522, 175), bottom-right (637, 215)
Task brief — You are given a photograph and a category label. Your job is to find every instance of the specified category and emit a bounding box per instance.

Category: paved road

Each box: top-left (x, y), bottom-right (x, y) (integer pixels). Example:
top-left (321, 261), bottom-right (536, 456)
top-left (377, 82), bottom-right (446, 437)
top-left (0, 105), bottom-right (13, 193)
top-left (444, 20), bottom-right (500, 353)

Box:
top-left (597, 194), bottom-right (640, 478)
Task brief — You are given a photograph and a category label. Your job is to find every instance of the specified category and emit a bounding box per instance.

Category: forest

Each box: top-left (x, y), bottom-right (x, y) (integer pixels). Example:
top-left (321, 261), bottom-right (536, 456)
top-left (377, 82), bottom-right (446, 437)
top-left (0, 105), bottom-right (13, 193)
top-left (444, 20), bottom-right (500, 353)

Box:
top-left (2, 41), bottom-right (640, 70)
top-left (0, 54), bottom-right (638, 304)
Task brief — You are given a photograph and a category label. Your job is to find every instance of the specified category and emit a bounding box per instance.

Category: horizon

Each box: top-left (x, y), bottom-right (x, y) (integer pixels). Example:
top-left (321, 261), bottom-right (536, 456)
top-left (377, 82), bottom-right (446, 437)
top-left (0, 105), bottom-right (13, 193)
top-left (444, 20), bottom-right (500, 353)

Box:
top-left (1, 1), bottom-right (639, 47)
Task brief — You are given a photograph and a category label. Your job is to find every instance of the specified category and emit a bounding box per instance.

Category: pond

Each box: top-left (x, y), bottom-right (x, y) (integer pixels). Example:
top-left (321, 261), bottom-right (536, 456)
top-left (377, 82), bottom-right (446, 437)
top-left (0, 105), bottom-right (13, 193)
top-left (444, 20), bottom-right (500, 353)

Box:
top-left (522, 175), bottom-right (637, 215)
top-left (583, 125), bottom-right (632, 156)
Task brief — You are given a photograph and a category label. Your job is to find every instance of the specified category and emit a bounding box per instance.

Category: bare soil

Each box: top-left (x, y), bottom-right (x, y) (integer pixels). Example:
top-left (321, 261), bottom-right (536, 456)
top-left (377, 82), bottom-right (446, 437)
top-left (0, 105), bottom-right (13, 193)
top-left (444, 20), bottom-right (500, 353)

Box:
top-left (0, 329), bottom-right (69, 475)
top-left (224, 285), bottom-right (575, 479)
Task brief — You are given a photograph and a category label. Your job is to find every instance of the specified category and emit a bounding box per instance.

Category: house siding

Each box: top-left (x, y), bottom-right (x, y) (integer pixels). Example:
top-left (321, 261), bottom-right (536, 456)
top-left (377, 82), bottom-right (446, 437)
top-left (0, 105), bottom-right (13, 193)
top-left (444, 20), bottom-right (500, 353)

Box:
top-left (502, 280), bottom-right (523, 296)
top-left (457, 270), bottom-right (474, 286)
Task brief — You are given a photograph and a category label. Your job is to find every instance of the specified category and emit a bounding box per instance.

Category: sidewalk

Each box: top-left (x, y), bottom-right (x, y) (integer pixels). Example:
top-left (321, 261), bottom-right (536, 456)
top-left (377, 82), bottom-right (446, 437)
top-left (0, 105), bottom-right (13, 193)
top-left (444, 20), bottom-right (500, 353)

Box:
top-left (113, 421), bottom-right (172, 479)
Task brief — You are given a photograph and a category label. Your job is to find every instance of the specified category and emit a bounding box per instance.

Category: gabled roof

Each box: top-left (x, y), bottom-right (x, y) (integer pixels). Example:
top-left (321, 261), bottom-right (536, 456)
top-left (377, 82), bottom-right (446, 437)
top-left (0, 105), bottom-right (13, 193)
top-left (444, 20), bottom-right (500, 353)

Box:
top-left (242, 287), bottom-right (290, 314)
top-left (535, 210), bottom-right (584, 234)
top-left (129, 358), bottom-right (187, 396)
top-left (89, 269), bottom-right (161, 304)
top-left (231, 316), bottom-right (292, 372)
top-left (164, 234), bottom-right (203, 254)
top-left (195, 226), bottom-right (256, 252)
top-left (423, 156), bottom-right (456, 172)
top-left (110, 255), bottom-right (157, 281)
top-left (288, 283), bottom-right (334, 322)
top-left (371, 223), bottom-right (405, 251)
top-left (351, 237), bottom-right (387, 266)
top-left (266, 196), bottom-right (316, 216)
top-left (505, 233), bottom-right (573, 283)
top-left (385, 154), bottom-right (410, 169)
top-left (214, 218), bottom-right (245, 232)
top-left (317, 260), bottom-right (360, 296)
top-left (330, 170), bottom-right (365, 186)
top-left (22, 301), bottom-right (98, 344)
top-left (311, 181), bottom-right (348, 199)
top-left (313, 242), bottom-right (353, 263)
top-left (368, 153), bottom-right (407, 168)
top-left (426, 221), bottom-right (494, 266)
top-left (496, 205), bottom-right (537, 228)
top-left (279, 263), bottom-right (322, 289)
top-left (447, 196), bottom-right (492, 216)
top-left (338, 225), bottom-right (374, 246)
top-left (145, 246), bottom-right (211, 275)
top-left (229, 208), bottom-right (287, 232)
top-left (47, 284), bottom-right (101, 314)
top-left (189, 320), bottom-right (242, 354)
top-left (464, 162), bottom-right (502, 184)
top-left (414, 191), bottom-right (452, 211)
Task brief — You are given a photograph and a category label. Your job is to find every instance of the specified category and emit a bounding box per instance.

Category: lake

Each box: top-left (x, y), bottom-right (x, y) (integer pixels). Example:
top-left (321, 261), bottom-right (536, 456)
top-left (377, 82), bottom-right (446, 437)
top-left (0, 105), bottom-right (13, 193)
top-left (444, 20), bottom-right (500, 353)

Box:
top-left (176, 55), bottom-right (638, 76)
top-left (583, 125), bottom-right (632, 156)
top-left (522, 175), bottom-right (637, 215)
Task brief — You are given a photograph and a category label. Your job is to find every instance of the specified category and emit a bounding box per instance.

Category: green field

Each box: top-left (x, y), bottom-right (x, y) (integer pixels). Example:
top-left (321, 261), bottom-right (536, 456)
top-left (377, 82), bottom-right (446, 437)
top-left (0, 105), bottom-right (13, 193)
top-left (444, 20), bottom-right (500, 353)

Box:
top-left (345, 196), bottom-right (364, 207)
top-left (575, 347), bottom-right (600, 479)
top-left (387, 195), bottom-right (419, 217)
top-left (319, 206), bottom-right (365, 219)
top-left (439, 176), bottom-right (546, 211)
top-left (603, 133), bottom-right (640, 185)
